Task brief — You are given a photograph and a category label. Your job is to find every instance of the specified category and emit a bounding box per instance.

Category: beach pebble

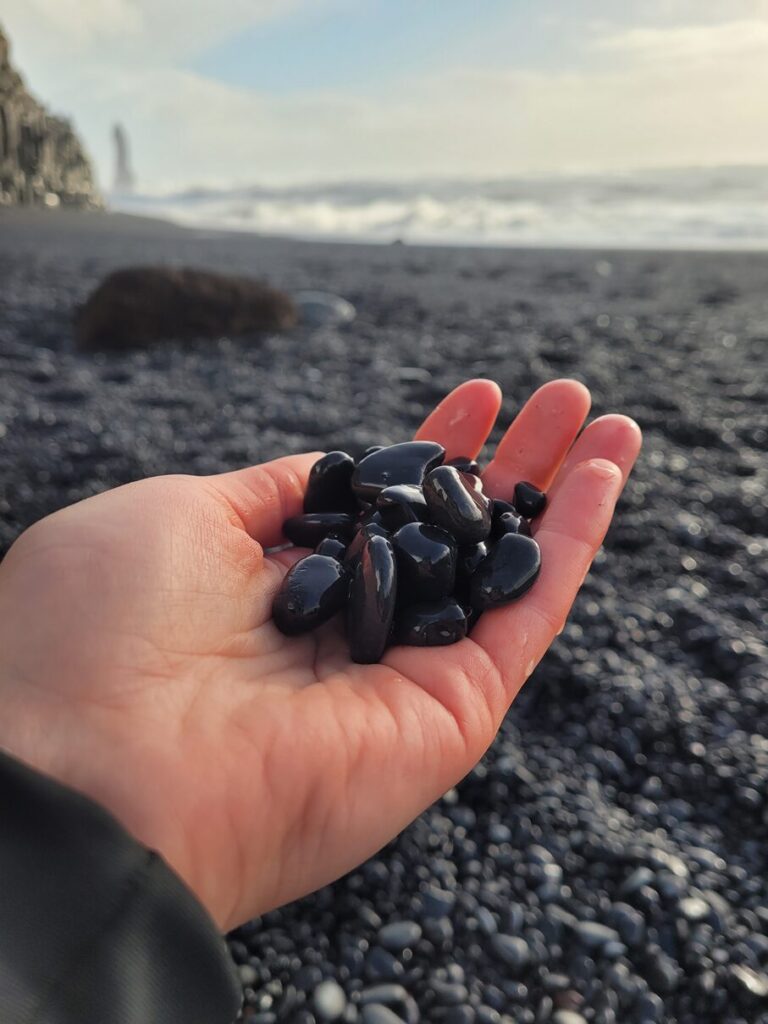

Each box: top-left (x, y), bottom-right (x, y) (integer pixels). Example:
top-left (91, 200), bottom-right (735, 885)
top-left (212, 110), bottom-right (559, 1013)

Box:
top-left (423, 466), bottom-right (492, 545)
top-left (272, 554), bottom-right (350, 634)
top-left (489, 934), bottom-right (530, 971)
top-left (361, 1006), bottom-right (405, 1024)
top-left (293, 290), bottom-right (356, 327)
top-left (394, 598), bottom-right (467, 647)
top-left (377, 921), bottom-right (422, 951)
top-left (376, 484), bottom-right (429, 531)
top-left (304, 451), bottom-right (356, 514)
top-left (315, 535), bottom-right (347, 560)
top-left (352, 442), bottom-right (445, 501)
top-left (391, 522), bottom-right (457, 603)
top-left (469, 533), bottom-right (541, 611)
top-left (348, 535), bottom-right (397, 663)
top-left (283, 512), bottom-right (355, 547)
top-left (314, 981), bottom-right (348, 1021)
top-left (513, 481), bottom-right (547, 519)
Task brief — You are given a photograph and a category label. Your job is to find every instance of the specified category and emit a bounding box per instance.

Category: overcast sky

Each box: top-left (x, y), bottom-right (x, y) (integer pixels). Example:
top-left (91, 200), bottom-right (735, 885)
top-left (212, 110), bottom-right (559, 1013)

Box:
top-left (3, 0), bottom-right (768, 192)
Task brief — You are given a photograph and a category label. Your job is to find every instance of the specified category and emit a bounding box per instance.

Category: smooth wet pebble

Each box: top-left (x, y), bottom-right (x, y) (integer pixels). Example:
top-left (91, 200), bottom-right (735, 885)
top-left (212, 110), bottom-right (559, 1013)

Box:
top-left (272, 554), bottom-right (350, 635)
top-left (470, 533), bottom-right (541, 611)
top-left (352, 441), bottom-right (445, 501)
top-left (513, 480), bottom-right (547, 519)
top-left (284, 512), bottom-right (355, 547)
top-left (348, 535), bottom-right (397, 664)
top-left (423, 465), bottom-right (492, 545)
top-left (391, 522), bottom-right (457, 602)
top-left (304, 450), bottom-right (356, 514)
top-left (395, 598), bottom-right (467, 647)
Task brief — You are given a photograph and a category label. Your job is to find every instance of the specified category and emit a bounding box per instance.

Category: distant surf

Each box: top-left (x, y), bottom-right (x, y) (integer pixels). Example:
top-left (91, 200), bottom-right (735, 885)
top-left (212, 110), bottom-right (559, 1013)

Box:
top-left (110, 166), bottom-right (768, 250)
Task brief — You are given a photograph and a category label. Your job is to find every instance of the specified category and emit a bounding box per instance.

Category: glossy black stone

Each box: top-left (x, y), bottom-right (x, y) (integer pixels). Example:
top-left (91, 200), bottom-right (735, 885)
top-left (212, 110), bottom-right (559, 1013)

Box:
top-left (423, 465), bottom-right (492, 545)
top-left (447, 456), bottom-right (481, 476)
top-left (491, 498), bottom-right (518, 519)
top-left (395, 598), bottom-right (467, 647)
top-left (492, 511), bottom-right (532, 538)
top-left (376, 484), bottom-right (428, 531)
top-left (344, 521), bottom-right (390, 568)
top-left (272, 554), bottom-right (350, 635)
top-left (351, 441), bottom-right (445, 501)
top-left (470, 533), bottom-right (542, 611)
top-left (303, 450), bottom-right (356, 514)
top-left (315, 534), bottom-right (347, 561)
top-left (391, 521), bottom-right (457, 602)
top-left (513, 480), bottom-right (547, 519)
top-left (348, 534), bottom-right (397, 664)
top-left (283, 512), bottom-right (355, 547)
top-left (361, 445), bottom-right (386, 458)
top-left (456, 541), bottom-right (490, 582)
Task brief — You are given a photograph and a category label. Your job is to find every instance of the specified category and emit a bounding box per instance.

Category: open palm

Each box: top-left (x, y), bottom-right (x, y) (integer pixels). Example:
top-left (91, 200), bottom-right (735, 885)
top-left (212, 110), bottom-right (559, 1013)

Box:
top-left (0, 379), bottom-right (640, 932)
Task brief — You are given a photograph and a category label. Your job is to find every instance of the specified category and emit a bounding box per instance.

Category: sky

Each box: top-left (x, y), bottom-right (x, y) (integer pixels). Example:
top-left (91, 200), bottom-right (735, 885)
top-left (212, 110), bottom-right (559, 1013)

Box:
top-left (3, 0), bottom-right (768, 193)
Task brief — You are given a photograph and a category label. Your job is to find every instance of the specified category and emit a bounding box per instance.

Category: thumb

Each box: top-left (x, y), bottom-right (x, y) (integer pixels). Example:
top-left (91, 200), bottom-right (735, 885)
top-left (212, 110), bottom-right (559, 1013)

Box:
top-left (207, 452), bottom-right (323, 547)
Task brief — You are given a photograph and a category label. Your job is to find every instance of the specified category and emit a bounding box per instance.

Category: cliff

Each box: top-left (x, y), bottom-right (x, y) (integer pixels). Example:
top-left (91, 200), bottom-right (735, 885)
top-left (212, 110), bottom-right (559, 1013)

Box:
top-left (0, 25), bottom-right (101, 208)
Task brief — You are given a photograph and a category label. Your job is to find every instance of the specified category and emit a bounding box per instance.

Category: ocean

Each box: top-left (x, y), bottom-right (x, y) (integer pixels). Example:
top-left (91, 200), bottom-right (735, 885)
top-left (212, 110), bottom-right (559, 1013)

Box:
top-left (111, 165), bottom-right (768, 250)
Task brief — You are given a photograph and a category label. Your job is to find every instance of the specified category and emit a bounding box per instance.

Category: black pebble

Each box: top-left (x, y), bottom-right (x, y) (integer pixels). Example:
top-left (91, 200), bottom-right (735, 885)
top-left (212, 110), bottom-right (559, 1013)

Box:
top-left (376, 484), bottom-right (428, 531)
top-left (351, 441), bottom-right (445, 501)
top-left (470, 533), bottom-right (542, 611)
top-left (447, 455), bottom-right (481, 475)
top-left (272, 554), bottom-right (350, 635)
top-left (513, 480), bottom-right (547, 519)
top-left (493, 511), bottom-right (531, 538)
top-left (391, 521), bottom-right (457, 602)
top-left (315, 535), bottom-right (347, 561)
top-left (283, 512), bottom-right (356, 547)
top-left (395, 598), bottom-right (467, 646)
top-left (491, 498), bottom-right (518, 519)
top-left (423, 465), bottom-right (492, 545)
top-left (345, 521), bottom-right (391, 569)
top-left (348, 535), bottom-right (398, 664)
top-left (304, 451), bottom-right (356, 514)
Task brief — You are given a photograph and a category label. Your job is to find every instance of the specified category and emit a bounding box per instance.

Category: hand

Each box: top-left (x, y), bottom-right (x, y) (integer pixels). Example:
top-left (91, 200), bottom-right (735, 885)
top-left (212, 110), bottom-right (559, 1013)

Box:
top-left (0, 379), bottom-right (640, 932)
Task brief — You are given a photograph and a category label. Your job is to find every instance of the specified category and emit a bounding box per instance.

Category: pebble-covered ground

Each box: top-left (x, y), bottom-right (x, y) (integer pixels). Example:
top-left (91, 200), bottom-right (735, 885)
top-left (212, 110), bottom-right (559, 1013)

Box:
top-left (1, 209), bottom-right (767, 1024)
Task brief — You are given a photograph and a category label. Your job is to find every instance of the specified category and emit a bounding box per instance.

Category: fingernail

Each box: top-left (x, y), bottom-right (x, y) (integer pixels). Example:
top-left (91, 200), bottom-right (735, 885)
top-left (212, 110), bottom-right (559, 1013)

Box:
top-left (584, 458), bottom-right (622, 481)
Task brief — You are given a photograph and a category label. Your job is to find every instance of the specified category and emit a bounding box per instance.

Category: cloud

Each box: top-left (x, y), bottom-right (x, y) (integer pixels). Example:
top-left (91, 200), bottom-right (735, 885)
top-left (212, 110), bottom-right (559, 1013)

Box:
top-left (2, 7), bottom-right (768, 189)
top-left (594, 17), bottom-right (768, 61)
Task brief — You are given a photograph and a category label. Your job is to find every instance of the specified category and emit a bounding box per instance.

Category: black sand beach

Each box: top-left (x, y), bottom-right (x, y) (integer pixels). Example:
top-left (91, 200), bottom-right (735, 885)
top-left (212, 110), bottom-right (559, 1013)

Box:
top-left (1, 209), bottom-right (767, 1023)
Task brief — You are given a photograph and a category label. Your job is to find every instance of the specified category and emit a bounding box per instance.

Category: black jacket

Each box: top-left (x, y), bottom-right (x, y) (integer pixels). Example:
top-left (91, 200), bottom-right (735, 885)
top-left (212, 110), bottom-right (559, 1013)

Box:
top-left (0, 748), bottom-right (242, 1023)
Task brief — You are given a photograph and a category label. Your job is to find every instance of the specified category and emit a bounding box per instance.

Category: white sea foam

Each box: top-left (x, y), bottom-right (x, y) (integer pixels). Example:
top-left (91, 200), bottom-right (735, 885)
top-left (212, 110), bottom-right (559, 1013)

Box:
top-left (111, 166), bottom-right (768, 249)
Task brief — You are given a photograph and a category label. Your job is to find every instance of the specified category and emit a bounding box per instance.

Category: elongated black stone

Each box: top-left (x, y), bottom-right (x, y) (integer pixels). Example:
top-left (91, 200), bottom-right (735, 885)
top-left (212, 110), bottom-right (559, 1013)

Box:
top-left (423, 465), bottom-right (492, 545)
top-left (492, 511), bottom-right (532, 539)
top-left (283, 512), bottom-right (355, 547)
top-left (395, 598), bottom-right (467, 647)
top-left (344, 520), bottom-right (390, 569)
top-left (391, 521), bottom-right (457, 602)
top-left (470, 533), bottom-right (541, 612)
top-left (351, 441), bottom-right (445, 501)
top-left (303, 451), bottom-right (356, 514)
top-left (315, 534), bottom-right (347, 561)
top-left (513, 480), bottom-right (547, 519)
top-left (348, 534), bottom-right (397, 664)
top-left (447, 456), bottom-right (481, 476)
top-left (272, 554), bottom-right (350, 635)
top-left (376, 484), bottom-right (429, 531)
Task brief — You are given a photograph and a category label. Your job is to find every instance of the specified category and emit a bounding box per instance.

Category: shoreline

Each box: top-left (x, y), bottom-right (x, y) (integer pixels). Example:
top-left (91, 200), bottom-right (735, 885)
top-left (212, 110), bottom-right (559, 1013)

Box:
top-left (4, 205), bottom-right (768, 258)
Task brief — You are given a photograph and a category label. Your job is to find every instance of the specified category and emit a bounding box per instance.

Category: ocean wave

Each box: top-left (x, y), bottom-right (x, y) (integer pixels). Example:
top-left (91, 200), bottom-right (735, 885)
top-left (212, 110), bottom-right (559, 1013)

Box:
top-left (111, 167), bottom-right (768, 249)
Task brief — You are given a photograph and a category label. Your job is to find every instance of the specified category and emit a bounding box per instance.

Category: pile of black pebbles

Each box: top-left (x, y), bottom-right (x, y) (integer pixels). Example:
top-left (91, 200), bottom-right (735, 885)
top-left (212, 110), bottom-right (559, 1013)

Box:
top-left (272, 442), bottom-right (546, 663)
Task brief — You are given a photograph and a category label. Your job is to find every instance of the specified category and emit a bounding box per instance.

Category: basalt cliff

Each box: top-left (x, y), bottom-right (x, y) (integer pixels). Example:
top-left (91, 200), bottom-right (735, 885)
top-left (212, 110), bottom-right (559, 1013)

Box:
top-left (0, 25), bottom-right (101, 208)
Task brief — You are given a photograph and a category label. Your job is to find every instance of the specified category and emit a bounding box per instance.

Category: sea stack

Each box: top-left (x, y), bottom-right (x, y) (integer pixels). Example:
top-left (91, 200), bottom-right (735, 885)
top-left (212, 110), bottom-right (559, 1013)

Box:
top-left (0, 23), bottom-right (101, 208)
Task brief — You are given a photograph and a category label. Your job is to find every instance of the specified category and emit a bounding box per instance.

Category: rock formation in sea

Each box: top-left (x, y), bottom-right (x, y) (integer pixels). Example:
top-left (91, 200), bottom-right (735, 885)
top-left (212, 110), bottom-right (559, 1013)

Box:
top-left (0, 24), bottom-right (101, 208)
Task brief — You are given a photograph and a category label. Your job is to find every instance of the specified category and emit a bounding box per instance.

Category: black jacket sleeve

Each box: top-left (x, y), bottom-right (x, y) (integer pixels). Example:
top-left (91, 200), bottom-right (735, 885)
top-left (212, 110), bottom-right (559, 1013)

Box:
top-left (0, 747), bottom-right (243, 1024)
